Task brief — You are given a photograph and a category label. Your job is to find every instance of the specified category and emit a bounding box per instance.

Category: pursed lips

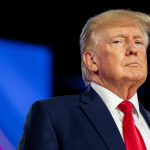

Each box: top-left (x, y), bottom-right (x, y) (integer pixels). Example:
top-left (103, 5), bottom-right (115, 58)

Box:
top-left (125, 61), bottom-right (141, 67)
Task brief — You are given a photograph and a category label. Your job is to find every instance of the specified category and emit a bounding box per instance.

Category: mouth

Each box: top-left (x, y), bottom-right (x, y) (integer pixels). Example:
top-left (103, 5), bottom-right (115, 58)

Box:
top-left (125, 61), bottom-right (140, 67)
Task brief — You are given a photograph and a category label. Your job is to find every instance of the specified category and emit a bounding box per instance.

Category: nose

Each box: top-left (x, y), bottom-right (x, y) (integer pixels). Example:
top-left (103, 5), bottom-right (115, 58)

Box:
top-left (126, 40), bottom-right (138, 56)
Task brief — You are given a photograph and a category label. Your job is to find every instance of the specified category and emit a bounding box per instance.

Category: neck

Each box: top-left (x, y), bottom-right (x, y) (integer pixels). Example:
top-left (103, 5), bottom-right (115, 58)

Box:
top-left (91, 75), bottom-right (144, 100)
top-left (109, 82), bottom-right (139, 100)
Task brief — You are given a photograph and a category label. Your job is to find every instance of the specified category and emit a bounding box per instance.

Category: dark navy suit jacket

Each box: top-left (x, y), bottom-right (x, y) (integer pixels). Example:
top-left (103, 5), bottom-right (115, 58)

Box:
top-left (17, 85), bottom-right (150, 150)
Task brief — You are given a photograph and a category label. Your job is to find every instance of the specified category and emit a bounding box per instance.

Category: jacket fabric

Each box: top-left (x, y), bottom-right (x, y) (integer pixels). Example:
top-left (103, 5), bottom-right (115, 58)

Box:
top-left (17, 85), bottom-right (150, 150)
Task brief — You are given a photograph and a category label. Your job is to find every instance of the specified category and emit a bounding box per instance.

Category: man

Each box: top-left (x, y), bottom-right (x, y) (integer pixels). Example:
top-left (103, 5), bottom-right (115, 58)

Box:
top-left (17, 9), bottom-right (150, 150)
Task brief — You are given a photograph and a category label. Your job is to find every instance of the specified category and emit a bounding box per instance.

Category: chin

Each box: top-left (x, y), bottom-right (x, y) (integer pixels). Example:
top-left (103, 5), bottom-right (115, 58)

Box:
top-left (125, 70), bottom-right (147, 83)
top-left (128, 76), bottom-right (145, 82)
top-left (127, 75), bottom-right (146, 84)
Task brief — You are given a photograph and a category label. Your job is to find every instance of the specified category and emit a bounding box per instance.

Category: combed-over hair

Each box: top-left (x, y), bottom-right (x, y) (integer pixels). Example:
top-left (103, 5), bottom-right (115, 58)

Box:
top-left (80, 9), bottom-right (150, 86)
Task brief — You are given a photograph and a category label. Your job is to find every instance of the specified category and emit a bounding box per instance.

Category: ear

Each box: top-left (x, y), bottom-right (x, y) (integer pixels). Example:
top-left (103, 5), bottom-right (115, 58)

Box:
top-left (83, 51), bottom-right (98, 72)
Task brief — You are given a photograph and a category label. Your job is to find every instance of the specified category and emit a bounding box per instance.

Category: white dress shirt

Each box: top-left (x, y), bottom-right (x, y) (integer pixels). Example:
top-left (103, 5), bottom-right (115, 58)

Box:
top-left (91, 82), bottom-right (150, 150)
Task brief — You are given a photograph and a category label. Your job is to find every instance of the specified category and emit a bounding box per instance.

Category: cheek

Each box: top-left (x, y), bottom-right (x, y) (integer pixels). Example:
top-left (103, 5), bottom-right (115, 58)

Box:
top-left (106, 51), bottom-right (124, 68)
top-left (144, 53), bottom-right (147, 64)
top-left (100, 53), bottom-right (123, 74)
top-left (144, 57), bottom-right (148, 74)
top-left (97, 46), bottom-right (124, 73)
top-left (140, 51), bottom-right (147, 67)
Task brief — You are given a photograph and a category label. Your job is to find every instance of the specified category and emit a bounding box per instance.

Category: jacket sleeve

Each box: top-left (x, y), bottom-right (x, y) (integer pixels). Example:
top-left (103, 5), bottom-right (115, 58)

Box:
top-left (16, 101), bottom-right (59, 150)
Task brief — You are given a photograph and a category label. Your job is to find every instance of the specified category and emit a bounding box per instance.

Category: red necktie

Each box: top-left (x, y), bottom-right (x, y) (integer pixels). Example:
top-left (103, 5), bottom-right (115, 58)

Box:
top-left (118, 101), bottom-right (147, 150)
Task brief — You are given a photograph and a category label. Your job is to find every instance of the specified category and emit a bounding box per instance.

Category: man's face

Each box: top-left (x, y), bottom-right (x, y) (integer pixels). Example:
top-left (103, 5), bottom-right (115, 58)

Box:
top-left (95, 24), bottom-right (148, 87)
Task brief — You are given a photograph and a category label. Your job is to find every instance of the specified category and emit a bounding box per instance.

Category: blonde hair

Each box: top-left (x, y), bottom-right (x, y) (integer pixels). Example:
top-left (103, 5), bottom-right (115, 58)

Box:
top-left (80, 9), bottom-right (150, 86)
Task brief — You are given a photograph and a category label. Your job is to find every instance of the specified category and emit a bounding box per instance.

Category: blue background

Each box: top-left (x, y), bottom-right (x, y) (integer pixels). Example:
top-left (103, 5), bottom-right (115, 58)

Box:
top-left (0, 38), bottom-right (53, 148)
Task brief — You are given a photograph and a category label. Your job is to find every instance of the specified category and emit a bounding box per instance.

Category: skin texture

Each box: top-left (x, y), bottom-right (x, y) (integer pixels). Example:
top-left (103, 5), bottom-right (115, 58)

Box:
top-left (83, 24), bottom-right (148, 100)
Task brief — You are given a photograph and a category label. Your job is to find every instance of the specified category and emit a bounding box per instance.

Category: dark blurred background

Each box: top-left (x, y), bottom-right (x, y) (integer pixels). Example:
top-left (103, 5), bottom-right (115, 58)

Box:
top-left (0, 3), bottom-right (150, 109)
top-left (0, 2), bottom-right (150, 149)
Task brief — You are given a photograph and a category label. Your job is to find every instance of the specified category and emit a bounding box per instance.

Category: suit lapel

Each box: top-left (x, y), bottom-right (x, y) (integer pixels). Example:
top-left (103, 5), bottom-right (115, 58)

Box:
top-left (80, 86), bottom-right (126, 150)
top-left (139, 102), bottom-right (150, 128)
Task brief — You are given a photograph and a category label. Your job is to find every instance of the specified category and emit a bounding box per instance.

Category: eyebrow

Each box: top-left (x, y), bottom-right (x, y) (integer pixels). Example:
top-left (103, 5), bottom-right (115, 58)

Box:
top-left (110, 33), bottom-right (144, 39)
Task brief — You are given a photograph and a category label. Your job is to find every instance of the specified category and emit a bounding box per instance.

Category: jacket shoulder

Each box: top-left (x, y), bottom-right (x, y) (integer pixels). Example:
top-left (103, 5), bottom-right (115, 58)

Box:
top-left (33, 94), bottom-right (82, 115)
top-left (39, 94), bottom-right (81, 106)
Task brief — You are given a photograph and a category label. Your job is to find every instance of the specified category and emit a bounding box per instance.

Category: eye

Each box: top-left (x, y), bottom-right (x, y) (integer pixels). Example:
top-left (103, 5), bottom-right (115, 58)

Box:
top-left (135, 41), bottom-right (145, 49)
top-left (135, 41), bottom-right (142, 45)
top-left (113, 41), bottom-right (120, 43)
top-left (111, 39), bottom-right (125, 48)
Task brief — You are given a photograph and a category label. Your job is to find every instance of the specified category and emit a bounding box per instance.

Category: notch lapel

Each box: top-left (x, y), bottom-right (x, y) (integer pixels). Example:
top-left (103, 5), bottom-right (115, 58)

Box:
top-left (80, 86), bottom-right (126, 150)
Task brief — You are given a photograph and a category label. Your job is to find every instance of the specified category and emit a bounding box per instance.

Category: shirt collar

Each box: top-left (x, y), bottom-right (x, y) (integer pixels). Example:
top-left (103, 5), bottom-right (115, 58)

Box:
top-left (91, 82), bottom-right (140, 119)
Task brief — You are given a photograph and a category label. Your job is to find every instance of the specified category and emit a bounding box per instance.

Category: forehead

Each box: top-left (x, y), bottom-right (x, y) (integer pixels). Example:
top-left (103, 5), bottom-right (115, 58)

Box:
top-left (101, 24), bottom-right (144, 39)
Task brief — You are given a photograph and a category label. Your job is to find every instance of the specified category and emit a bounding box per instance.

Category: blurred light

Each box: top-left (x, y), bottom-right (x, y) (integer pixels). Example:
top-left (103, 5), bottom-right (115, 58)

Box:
top-left (0, 38), bottom-right (53, 148)
top-left (0, 129), bottom-right (15, 150)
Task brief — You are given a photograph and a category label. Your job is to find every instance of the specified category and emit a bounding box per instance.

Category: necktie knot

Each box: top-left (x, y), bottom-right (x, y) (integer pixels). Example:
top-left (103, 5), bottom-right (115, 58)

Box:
top-left (118, 101), bottom-right (133, 113)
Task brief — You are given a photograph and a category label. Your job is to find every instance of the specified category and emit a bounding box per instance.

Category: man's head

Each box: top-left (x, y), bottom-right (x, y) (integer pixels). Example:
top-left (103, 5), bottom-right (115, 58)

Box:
top-left (80, 9), bottom-right (150, 88)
